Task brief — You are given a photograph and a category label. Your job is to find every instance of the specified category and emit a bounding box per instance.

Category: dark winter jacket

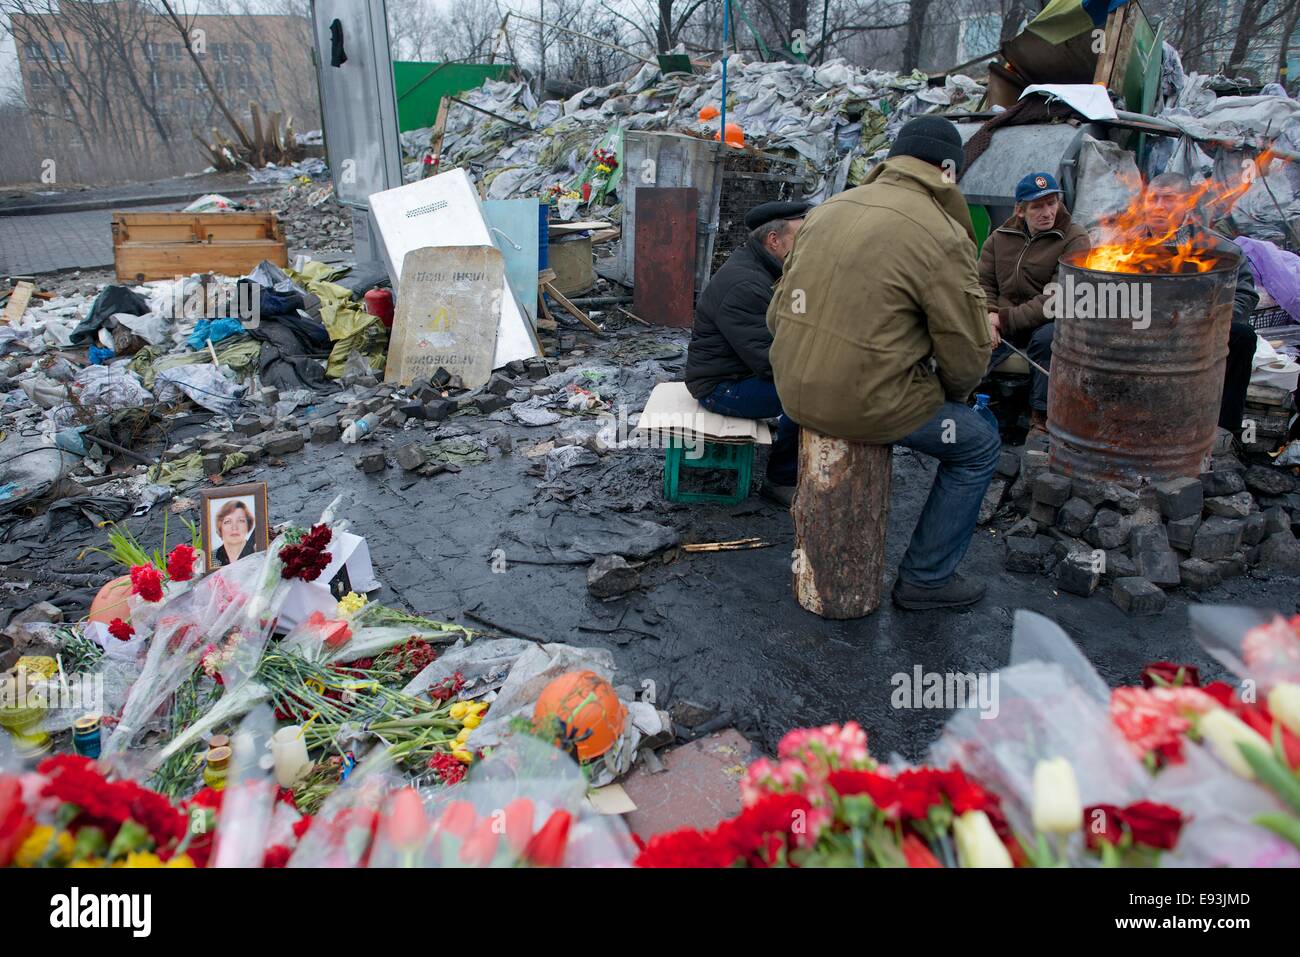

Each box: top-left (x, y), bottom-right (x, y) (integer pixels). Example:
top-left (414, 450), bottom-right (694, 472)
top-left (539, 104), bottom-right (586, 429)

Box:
top-left (978, 207), bottom-right (1090, 338)
top-left (685, 237), bottom-right (785, 399)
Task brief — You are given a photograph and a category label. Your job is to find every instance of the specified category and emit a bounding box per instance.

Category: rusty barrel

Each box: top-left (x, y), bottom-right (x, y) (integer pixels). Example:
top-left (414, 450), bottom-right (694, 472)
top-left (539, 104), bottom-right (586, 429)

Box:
top-left (1047, 251), bottom-right (1239, 487)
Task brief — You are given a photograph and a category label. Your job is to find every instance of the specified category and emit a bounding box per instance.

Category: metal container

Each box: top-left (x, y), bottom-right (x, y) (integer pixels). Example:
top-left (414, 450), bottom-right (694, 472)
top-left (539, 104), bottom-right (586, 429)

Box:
top-left (1047, 251), bottom-right (1239, 487)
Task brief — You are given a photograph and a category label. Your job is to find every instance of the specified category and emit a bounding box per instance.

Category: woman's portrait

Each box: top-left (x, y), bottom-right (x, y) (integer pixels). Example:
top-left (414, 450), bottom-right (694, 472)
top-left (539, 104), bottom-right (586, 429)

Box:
top-left (200, 483), bottom-right (270, 570)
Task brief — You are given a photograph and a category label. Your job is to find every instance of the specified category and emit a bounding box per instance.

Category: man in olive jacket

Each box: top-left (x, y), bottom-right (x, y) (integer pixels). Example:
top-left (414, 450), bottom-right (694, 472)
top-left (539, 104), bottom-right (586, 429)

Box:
top-left (768, 116), bottom-right (1000, 610)
top-left (979, 172), bottom-right (1090, 431)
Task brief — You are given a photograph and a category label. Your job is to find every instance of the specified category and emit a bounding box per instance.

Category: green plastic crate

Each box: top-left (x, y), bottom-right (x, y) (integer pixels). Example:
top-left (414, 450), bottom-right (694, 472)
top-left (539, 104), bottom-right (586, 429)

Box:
top-left (663, 438), bottom-right (754, 505)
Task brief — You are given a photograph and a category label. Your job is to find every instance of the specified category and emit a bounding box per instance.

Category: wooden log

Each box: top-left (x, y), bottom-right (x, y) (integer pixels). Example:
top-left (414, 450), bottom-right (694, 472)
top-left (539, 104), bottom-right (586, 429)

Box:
top-left (791, 428), bottom-right (892, 619)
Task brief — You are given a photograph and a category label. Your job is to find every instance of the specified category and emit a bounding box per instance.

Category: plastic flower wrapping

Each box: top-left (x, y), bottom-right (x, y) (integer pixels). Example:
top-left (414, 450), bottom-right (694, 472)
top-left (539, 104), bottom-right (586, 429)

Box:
top-left (7, 474), bottom-right (1300, 868)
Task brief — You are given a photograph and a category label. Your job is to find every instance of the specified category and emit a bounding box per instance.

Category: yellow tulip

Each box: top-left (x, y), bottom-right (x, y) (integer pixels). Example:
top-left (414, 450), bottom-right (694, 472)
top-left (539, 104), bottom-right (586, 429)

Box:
top-left (462, 714), bottom-right (482, 730)
top-left (449, 702), bottom-right (470, 720)
top-left (452, 749), bottom-right (473, 764)
top-left (455, 727), bottom-right (472, 743)
top-left (1199, 707), bottom-right (1270, 779)
top-left (166, 854), bottom-right (196, 868)
top-left (1268, 682), bottom-right (1300, 738)
top-left (953, 810), bottom-right (1013, 868)
top-left (1031, 758), bottom-right (1082, 834)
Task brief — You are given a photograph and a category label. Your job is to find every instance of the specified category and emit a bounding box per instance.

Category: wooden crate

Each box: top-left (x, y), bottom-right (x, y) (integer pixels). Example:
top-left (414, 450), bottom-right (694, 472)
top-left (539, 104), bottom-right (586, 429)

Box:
top-left (112, 211), bottom-right (288, 282)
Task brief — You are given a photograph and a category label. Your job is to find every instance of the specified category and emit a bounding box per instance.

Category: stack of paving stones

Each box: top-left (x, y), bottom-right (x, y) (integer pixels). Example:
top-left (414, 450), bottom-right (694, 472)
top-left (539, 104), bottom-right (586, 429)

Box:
top-left (994, 434), bottom-right (1300, 617)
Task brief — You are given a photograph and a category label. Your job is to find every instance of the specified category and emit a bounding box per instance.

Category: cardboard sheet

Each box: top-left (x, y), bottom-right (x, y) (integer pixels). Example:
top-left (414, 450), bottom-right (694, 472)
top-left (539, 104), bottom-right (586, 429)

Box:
top-left (368, 169), bottom-right (539, 369)
top-left (635, 381), bottom-right (772, 444)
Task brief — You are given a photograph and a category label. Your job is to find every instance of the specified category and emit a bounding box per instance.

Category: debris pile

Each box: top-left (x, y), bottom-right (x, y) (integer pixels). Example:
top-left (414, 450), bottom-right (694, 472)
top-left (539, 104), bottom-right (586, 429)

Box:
top-left (989, 430), bottom-right (1300, 614)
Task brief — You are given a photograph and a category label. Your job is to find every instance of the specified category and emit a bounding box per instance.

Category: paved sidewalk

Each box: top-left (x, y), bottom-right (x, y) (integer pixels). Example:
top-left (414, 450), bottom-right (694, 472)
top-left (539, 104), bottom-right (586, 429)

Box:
top-left (0, 202), bottom-right (180, 276)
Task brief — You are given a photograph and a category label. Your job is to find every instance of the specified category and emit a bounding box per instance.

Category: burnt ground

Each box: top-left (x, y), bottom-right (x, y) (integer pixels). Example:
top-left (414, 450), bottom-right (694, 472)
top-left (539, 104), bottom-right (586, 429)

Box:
top-left (6, 312), bottom-right (1298, 764)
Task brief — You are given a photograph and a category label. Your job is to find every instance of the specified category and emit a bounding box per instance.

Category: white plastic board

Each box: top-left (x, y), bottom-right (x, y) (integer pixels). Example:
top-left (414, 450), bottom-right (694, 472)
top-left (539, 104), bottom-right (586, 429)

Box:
top-left (368, 168), bottom-right (540, 368)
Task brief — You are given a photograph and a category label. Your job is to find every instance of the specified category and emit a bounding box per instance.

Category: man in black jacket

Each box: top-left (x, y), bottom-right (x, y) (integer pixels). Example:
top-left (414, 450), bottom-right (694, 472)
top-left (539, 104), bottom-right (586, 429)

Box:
top-left (685, 201), bottom-right (810, 503)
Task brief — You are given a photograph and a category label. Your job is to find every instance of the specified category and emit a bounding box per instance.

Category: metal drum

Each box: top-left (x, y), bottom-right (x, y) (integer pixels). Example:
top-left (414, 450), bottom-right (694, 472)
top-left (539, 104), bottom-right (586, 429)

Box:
top-left (1047, 250), bottom-right (1239, 487)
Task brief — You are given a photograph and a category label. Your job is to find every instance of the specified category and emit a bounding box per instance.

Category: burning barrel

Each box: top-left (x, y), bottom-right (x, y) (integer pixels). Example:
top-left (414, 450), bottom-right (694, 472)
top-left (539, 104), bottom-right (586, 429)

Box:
top-left (1046, 247), bottom-right (1240, 487)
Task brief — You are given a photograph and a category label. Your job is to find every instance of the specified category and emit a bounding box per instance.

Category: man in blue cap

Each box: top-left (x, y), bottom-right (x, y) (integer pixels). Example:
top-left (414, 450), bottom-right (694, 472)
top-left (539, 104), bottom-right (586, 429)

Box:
top-left (978, 171), bottom-right (1090, 433)
top-left (686, 200), bottom-right (811, 505)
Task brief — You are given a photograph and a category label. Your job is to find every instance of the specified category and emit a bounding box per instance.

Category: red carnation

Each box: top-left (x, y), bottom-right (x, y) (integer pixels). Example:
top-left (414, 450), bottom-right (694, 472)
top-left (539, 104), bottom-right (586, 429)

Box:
top-left (166, 544), bottom-right (198, 582)
top-left (827, 770), bottom-right (897, 811)
top-left (636, 827), bottom-right (738, 868)
top-left (108, 618), bottom-right (134, 642)
top-left (130, 564), bottom-right (164, 602)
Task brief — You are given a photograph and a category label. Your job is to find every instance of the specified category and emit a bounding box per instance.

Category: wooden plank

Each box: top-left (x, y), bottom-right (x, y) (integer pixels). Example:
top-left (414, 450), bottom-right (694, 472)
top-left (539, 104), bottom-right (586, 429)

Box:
top-left (791, 429), bottom-right (892, 619)
top-left (429, 97), bottom-right (450, 175)
top-left (543, 281), bottom-right (604, 336)
top-left (114, 240), bottom-right (288, 282)
top-left (2, 281), bottom-right (35, 324)
top-left (633, 186), bottom-right (697, 327)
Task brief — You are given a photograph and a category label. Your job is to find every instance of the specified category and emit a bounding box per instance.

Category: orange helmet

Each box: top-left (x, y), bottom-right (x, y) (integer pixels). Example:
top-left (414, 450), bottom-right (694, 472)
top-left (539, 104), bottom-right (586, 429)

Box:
top-left (533, 670), bottom-right (627, 762)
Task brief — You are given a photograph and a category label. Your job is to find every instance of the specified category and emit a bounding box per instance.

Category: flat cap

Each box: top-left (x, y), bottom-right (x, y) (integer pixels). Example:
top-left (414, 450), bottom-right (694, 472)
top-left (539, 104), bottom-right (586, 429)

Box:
top-left (744, 200), bottom-right (812, 230)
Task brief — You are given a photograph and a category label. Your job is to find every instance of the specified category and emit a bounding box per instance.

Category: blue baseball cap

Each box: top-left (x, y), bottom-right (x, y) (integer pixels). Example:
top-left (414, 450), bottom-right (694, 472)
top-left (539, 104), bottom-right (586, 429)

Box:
top-left (1015, 172), bottom-right (1062, 203)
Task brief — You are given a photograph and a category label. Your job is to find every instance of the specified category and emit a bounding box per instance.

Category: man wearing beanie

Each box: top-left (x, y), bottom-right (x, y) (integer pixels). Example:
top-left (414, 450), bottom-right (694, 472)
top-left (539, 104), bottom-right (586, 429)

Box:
top-left (767, 115), bottom-right (1000, 610)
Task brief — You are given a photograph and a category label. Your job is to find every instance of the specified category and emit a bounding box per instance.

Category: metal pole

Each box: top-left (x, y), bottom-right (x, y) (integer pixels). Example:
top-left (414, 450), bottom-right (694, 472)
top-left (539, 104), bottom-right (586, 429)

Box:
top-left (720, 0), bottom-right (730, 151)
top-left (539, 0), bottom-right (546, 96)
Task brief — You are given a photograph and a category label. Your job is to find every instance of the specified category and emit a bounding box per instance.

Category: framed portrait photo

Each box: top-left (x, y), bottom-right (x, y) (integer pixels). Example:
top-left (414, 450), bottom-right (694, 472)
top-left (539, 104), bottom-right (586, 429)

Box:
top-left (200, 482), bottom-right (270, 571)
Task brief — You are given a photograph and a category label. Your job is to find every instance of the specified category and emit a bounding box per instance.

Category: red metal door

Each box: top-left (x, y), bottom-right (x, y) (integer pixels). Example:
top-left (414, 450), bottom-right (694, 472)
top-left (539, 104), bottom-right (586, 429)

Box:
top-left (634, 187), bottom-right (698, 327)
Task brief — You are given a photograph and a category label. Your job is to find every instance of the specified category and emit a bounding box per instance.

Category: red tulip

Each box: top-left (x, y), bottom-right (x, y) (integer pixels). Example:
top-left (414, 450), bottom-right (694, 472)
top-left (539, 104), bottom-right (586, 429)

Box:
top-left (900, 833), bottom-right (942, 868)
top-left (459, 818), bottom-right (500, 867)
top-left (522, 809), bottom-right (572, 868)
top-left (503, 797), bottom-right (535, 853)
top-left (434, 800), bottom-right (478, 840)
top-left (384, 787), bottom-right (428, 847)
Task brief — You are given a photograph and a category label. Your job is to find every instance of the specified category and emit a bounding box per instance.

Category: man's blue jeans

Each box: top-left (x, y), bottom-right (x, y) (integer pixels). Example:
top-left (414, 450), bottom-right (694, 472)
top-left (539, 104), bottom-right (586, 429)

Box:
top-left (894, 401), bottom-right (1001, 587)
top-left (698, 377), bottom-right (799, 486)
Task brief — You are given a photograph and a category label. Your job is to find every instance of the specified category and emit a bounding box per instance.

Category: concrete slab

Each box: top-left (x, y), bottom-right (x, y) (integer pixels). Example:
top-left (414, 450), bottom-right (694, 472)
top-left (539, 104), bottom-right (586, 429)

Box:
top-left (622, 728), bottom-right (759, 839)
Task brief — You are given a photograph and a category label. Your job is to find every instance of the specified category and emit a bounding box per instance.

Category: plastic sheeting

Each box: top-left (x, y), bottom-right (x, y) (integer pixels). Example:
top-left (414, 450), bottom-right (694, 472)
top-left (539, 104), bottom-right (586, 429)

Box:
top-left (70, 360), bottom-right (153, 411)
top-left (154, 363), bottom-right (246, 415)
top-left (1071, 134), bottom-right (1143, 228)
top-left (1236, 236), bottom-right (1300, 322)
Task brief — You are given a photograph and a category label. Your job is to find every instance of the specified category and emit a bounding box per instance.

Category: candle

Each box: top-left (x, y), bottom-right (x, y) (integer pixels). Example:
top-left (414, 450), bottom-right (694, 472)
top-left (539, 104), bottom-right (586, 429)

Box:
top-left (270, 726), bottom-right (312, 788)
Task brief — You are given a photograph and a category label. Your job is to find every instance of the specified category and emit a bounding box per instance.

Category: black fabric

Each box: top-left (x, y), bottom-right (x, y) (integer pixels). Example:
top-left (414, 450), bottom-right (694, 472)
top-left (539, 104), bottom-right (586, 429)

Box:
top-left (71, 285), bottom-right (149, 346)
top-left (744, 201), bottom-right (812, 230)
top-left (684, 237), bottom-right (784, 400)
top-left (889, 116), bottom-right (965, 177)
top-left (329, 19), bottom-right (347, 67)
top-left (961, 98), bottom-right (1073, 175)
top-left (246, 315), bottom-right (339, 394)
top-left (331, 261), bottom-right (392, 298)
top-left (1222, 320), bottom-right (1258, 434)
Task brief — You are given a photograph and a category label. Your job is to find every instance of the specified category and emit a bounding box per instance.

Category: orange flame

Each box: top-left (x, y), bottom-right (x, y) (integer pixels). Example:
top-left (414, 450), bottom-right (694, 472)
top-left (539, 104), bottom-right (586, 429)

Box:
top-left (1079, 150), bottom-right (1279, 275)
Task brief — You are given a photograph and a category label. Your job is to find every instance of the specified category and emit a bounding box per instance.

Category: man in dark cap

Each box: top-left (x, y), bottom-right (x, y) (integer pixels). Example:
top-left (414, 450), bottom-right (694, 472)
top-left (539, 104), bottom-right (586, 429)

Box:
top-left (769, 115), bottom-right (1000, 610)
top-left (979, 170), bottom-right (1090, 434)
top-left (686, 200), bottom-right (811, 504)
